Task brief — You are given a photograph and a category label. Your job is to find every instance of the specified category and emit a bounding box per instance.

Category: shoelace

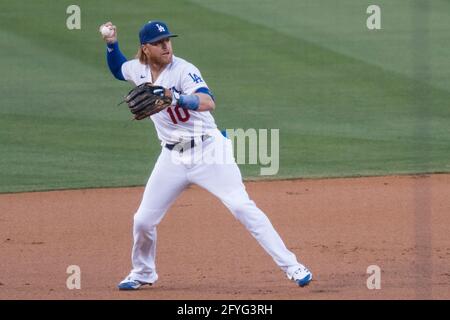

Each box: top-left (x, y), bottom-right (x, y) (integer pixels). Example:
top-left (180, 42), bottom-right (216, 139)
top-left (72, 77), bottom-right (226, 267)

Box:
top-left (294, 267), bottom-right (309, 277)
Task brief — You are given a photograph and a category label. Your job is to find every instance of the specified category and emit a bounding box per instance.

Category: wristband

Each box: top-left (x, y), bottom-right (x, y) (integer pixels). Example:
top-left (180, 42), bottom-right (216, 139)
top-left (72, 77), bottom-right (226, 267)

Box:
top-left (172, 93), bottom-right (200, 111)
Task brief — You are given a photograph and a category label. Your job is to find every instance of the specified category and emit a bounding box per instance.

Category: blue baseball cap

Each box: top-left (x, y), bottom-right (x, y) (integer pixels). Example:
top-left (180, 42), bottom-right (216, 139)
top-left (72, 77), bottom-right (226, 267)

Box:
top-left (139, 21), bottom-right (178, 45)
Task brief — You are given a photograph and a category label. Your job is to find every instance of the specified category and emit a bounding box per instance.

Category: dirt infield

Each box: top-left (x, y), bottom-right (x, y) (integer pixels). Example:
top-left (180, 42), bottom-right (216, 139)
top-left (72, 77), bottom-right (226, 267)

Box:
top-left (0, 174), bottom-right (449, 300)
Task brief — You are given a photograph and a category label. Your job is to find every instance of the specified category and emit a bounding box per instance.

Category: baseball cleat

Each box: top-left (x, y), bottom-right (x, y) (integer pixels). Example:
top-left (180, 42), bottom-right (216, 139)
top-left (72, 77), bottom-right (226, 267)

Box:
top-left (118, 277), bottom-right (152, 290)
top-left (288, 265), bottom-right (313, 287)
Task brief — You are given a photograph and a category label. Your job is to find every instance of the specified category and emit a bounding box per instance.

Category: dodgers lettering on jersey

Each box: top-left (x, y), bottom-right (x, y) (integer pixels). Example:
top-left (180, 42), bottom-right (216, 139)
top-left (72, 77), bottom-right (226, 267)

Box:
top-left (121, 56), bottom-right (217, 144)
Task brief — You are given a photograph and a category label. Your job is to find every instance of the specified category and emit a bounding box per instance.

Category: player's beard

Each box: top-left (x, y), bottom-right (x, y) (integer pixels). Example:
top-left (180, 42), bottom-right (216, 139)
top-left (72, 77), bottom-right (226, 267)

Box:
top-left (159, 51), bottom-right (173, 65)
top-left (148, 52), bottom-right (171, 68)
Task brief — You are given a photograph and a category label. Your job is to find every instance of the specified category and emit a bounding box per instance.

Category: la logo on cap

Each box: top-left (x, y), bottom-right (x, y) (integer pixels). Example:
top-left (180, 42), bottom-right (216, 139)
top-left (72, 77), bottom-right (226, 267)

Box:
top-left (156, 24), bottom-right (165, 32)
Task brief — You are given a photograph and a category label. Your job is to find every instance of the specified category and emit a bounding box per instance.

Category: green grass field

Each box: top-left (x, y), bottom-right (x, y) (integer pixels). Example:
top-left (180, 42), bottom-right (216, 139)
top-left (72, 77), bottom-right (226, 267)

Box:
top-left (0, 0), bottom-right (449, 193)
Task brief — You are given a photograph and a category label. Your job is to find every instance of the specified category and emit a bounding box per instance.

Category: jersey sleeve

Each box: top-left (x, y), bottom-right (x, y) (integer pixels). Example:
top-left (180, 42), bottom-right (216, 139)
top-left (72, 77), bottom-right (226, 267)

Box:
top-left (121, 60), bottom-right (140, 85)
top-left (180, 63), bottom-right (209, 95)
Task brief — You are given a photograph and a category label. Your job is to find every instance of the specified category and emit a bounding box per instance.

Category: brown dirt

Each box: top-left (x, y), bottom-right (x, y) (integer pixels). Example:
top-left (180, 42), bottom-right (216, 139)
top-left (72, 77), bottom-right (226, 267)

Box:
top-left (0, 174), bottom-right (449, 300)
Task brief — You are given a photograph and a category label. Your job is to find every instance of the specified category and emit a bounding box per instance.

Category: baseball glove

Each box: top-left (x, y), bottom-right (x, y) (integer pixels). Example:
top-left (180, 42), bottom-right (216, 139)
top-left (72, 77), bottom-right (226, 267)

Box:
top-left (123, 83), bottom-right (172, 120)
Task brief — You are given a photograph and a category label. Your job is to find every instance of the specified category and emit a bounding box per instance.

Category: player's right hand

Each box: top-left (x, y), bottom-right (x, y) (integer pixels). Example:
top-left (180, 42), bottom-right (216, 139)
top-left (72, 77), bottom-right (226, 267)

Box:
top-left (99, 21), bottom-right (117, 44)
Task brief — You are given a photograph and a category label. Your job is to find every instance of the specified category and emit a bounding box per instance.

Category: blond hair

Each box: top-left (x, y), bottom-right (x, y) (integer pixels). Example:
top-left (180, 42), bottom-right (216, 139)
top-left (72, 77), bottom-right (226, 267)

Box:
top-left (135, 46), bottom-right (150, 65)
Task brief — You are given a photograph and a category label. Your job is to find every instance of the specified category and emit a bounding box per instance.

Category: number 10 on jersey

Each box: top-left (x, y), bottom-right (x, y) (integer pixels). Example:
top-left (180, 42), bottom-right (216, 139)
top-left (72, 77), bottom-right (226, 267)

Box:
top-left (167, 106), bottom-right (190, 124)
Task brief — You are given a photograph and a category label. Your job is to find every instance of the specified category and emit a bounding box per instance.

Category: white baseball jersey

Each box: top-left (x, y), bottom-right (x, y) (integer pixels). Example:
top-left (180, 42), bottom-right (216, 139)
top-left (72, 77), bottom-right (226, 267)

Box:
top-left (121, 56), bottom-right (217, 144)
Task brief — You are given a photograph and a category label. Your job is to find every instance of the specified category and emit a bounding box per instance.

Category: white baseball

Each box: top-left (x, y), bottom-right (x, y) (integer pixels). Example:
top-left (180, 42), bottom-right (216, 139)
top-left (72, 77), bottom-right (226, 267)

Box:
top-left (100, 25), bottom-right (114, 37)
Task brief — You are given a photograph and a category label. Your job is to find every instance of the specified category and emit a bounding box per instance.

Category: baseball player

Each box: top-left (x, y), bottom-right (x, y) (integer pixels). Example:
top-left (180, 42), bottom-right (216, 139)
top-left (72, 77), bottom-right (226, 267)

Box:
top-left (99, 20), bottom-right (312, 290)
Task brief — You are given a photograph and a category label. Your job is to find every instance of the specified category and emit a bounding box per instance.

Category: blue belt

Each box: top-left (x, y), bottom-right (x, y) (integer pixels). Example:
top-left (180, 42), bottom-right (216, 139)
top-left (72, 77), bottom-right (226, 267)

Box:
top-left (165, 134), bottom-right (210, 151)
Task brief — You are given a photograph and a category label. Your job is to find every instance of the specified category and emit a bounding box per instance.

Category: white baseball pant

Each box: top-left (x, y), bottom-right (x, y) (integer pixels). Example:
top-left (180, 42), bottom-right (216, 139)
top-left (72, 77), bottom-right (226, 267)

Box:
top-left (127, 129), bottom-right (302, 283)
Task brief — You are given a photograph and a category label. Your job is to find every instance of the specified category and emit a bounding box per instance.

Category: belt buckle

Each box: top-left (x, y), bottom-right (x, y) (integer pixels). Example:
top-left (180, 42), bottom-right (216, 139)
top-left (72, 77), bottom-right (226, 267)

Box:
top-left (170, 135), bottom-right (210, 153)
top-left (174, 138), bottom-right (192, 153)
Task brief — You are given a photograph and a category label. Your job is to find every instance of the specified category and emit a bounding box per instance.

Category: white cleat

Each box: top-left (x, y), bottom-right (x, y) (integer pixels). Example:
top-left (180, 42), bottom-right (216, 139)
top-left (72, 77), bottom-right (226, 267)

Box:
top-left (117, 277), bottom-right (152, 290)
top-left (288, 265), bottom-right (313, 287)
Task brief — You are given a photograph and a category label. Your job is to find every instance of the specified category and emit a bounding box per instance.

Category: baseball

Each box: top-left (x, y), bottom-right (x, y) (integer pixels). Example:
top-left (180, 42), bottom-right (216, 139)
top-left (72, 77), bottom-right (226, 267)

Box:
top-left (100, 25), bottom-right (114, 37)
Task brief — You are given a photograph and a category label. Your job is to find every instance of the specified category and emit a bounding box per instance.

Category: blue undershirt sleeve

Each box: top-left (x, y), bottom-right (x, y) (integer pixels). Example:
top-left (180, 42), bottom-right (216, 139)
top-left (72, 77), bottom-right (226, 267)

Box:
top-left (106, 42), bottom-right (127, 81)
top-left (194, 87), bottom-right (215, 101)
